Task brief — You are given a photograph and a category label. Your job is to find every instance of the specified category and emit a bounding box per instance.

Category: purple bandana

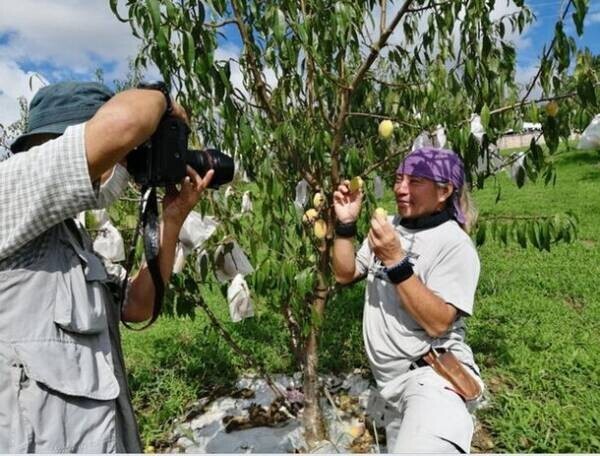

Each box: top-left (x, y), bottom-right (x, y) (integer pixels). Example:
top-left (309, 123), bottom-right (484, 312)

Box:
top-left (396, 147), bottom-right (466, 224)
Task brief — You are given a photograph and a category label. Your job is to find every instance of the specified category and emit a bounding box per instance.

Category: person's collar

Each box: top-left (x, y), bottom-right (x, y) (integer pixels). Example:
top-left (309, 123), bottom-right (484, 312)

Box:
top-left (399, 209), bottom-right (451, 230)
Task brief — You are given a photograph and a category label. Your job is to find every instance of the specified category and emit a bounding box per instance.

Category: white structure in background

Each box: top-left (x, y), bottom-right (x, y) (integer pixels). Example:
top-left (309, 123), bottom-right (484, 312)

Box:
top-left (522, 122), bottom-right (542, 132)
top-left (294, 179), bottom-right (309, 209)
top-left (227, 274), bottom-right (254, 322)
top-left (578, 114), bottom-right (600, 149)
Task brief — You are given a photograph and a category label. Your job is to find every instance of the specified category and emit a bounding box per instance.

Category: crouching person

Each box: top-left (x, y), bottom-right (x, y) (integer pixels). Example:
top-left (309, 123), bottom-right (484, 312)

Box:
top-left (0, 81), bottom-right (213, 452)
top-left (332, 147), bottom-right (484, 453)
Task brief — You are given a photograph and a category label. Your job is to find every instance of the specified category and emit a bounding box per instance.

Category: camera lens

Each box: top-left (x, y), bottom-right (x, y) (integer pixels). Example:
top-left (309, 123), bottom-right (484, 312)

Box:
top-left (187, 149), bottom-right (235, 189)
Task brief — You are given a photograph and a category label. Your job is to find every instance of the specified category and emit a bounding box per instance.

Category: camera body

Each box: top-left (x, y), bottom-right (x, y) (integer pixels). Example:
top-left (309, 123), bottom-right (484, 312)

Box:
top-left (127, 116), bottom-right (234, 189)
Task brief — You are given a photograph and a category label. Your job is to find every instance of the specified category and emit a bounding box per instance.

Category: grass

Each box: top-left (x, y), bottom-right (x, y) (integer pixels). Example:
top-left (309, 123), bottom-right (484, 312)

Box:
top-left (122, 145), bottom-right (600, 452)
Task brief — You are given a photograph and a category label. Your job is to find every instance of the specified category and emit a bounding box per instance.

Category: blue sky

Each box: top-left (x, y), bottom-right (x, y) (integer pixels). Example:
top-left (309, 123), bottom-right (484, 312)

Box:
top-left (1, 0), bottom-right (598, 129)
top-left (518, 0), bottom-right (600, 68)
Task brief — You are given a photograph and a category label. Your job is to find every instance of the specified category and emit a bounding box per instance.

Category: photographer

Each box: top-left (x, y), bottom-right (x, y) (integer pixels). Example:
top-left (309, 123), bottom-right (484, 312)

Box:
top-left (332, 147), bottom-right (484, 453)
top-left (0, 81), bottom-right (213, 452)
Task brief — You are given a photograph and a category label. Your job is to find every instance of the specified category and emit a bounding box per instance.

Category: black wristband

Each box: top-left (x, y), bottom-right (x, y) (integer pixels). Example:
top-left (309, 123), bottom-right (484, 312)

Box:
top-left (138, 81), bottom-right (173, 115)
top-left (335, 221), bottom-right (357, 238)
top-left (384, 256), bottom-right (414, 284)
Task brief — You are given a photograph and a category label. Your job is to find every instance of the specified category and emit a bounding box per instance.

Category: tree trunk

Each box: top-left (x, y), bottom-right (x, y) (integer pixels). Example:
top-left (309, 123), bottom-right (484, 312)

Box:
top-left (302, 324), bottom-right (326, 447)
top-left (302, 242), bottom-right (330, 449)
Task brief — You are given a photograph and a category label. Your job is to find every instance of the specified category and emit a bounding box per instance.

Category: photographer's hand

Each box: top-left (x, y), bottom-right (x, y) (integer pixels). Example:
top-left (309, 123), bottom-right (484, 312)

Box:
top-left (162, 166), bottom-right (214, 227)
top-left (122, 166), bottom-right (214, 322)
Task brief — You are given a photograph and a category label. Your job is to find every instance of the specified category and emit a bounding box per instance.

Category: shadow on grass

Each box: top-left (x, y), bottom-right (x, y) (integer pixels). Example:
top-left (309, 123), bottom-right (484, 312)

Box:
top-left (469, 315), bottom-right (514, 369)
top-left (556, 150), bottom-right (600, 167)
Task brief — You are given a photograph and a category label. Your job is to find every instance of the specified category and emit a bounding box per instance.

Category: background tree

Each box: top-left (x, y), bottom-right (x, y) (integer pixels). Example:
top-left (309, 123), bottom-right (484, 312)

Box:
top-left (110, 0), bottom-right (596, 447)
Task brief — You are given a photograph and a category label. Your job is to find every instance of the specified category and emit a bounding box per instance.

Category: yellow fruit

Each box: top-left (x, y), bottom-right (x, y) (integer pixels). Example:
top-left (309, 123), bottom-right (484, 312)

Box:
top-left (348, 176), bottom-right (364, 193)
top-left (313, 219), bottom-right (327, 239)
top-left (144, 445), bottom-right (155, 453)
top-left (374, 207), bottom-right (388, 219)
top-left (545, 101), bottom-right (559, 117)
top-left (302, 208), bottom-right (318, 223)
top-left (313, 192), bottom-right (325, 209)
top-left (378, 119), bottom-right (394, 139)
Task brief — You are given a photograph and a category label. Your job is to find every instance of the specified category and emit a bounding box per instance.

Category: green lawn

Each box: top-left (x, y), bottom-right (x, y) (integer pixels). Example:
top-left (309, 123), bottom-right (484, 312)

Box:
top-left (122, 146), bottom-right (600, 452)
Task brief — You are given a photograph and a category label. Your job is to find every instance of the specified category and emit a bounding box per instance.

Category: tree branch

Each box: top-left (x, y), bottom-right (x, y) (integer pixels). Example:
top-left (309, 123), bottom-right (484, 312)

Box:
top-left (330, 0), bottom-right (414, 186)
top-left (519, 0), bottom-right (574, 106)
top-left (230, 0), bottom-right (278, 122)
top-left (347, 111), bottom-right (420, 129)
top-left (206, 19), bottom-right (237, 28)
top-left (361, 142), bottom-right (412, 177)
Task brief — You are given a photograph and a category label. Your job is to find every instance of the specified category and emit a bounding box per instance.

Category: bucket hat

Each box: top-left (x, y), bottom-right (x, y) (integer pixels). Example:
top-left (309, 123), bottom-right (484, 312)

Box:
top-left (10, 81), bottom-right (114, 152)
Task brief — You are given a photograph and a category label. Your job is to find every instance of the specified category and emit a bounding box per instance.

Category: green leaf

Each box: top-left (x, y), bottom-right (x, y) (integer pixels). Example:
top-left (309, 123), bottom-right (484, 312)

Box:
top-left (147, 0), bottom-right (161, 35)
top-left (480, 103), bottom-right (490, 129)
top-left (572, 0), bottom-right (589, 36)
top-left (109, 0), bottom-right (128, 22)
top-left (273, 8), bottom-right (286, 42)
top-left (182, 31), bottom-right (195, 71)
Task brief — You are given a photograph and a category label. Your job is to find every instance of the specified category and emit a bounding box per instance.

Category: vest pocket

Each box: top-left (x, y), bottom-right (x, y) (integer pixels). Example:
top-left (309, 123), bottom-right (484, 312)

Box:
top-left (53, 246), bottom-right (108, 334)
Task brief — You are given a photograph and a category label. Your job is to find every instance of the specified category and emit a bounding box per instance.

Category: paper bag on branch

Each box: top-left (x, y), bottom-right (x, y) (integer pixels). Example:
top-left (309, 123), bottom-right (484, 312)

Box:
top-left (227, 274), bottom-right (254, 322)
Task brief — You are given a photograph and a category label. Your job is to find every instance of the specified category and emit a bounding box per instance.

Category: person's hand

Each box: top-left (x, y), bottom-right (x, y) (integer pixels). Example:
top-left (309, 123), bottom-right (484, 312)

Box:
top-left (162, 166), bottom-right (214, 227)
top-left (368, 211), bottom-right (405, 267)
top-left (333, 180), bottom-right (363, 223)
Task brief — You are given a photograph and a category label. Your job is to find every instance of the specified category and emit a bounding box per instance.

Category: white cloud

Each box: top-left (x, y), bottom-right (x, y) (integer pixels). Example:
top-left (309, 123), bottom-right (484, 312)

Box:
top-left (0, 1), bottom-right (139, 75)
top-left (588, 12), bottom-right (600, 24)
top-left (0, 58), bottom-right (47, 128)
top-left (0, 0), bottom-right (142, 125)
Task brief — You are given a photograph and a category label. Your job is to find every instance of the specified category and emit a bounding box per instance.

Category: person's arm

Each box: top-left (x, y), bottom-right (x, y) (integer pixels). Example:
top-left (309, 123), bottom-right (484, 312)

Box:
top-left (84, 88), bottom-right (188, 182)
top-left (122, 166), bottom-right (214, 322)
top-left (368, 213), bottom-right (458, 337)
top-left (331, 181), bottom-right (364, 284)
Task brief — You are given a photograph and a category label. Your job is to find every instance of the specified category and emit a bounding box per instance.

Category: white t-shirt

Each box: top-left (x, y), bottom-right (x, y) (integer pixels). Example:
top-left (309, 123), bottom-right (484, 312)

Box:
top-left (355, 215), bottom-right (480, 390)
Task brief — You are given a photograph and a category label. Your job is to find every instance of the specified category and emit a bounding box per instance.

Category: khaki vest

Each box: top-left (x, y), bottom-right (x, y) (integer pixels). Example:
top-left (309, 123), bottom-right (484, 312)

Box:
top-left (0, 221), bottom-right (141, 452)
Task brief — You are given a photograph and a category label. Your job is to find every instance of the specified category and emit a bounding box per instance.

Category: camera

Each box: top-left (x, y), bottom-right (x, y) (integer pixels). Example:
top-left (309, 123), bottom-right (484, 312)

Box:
top-left (127, 116), bottom-right (234, 189)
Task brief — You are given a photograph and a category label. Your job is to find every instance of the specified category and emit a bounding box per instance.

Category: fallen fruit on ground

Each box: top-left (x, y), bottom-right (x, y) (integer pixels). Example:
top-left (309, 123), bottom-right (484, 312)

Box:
top-left (378, 119), bottom-right (394, 139)
top-left (348, 176), bottom-right (364, 193)
top-left (314, 219), bottom-right (327, 238)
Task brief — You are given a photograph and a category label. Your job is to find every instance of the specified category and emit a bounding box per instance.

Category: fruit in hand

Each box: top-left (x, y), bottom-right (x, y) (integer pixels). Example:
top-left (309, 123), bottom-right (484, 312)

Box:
top-left (545, 101), bottom-right (559, 117)
top-left (374, 207), bottom-right (388, 219)
top-left (302, 208), bottom-right (318, 223)
top-left (314, 219), bottom-right (327, 239)
top-left (348, 176), bottom-right (364, 193)
top-left (313, 192), bottom-right (325, 209)
top-left (378, 119), bottom-right (394, 139)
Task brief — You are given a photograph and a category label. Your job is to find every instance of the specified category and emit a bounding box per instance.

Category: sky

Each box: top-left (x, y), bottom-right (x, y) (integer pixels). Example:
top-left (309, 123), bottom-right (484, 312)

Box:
top-left (0, 0), bottom-right (599, 132)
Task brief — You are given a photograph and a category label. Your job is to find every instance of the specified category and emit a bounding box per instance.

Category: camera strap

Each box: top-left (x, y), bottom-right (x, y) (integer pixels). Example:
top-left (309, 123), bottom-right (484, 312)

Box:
top-left (121, 186), bottom-right (164, 330)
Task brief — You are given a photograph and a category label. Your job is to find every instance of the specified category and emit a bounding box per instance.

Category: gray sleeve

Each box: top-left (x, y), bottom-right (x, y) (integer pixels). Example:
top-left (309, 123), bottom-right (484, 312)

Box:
top-left (425, 239), bottom-right (480, 316)
top-left (355, 237), bottom-right (372, 278)
top-left (0, 124), bottom-right (99, 261)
